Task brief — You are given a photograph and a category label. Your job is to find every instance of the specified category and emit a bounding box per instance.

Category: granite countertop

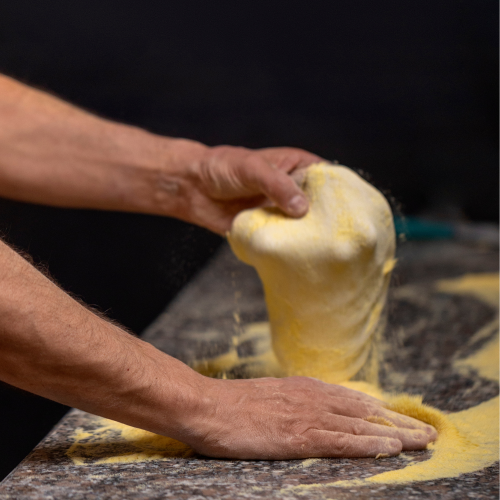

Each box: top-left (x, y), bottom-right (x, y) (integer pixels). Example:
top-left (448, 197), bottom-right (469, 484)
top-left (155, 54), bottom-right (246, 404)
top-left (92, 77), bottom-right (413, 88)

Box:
top-left (0, 240), bottom-right (498, 499)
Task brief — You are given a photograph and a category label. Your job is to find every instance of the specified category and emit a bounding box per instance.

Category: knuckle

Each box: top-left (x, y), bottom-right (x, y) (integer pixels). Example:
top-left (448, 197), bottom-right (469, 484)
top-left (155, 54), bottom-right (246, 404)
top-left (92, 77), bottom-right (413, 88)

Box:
top-left (283, 413), bottom-right (319, 436)
top-left (287, 428), bottom-right (310, 448)
top-left (333, 433), bottom-right (352, 455)
top-left (362, 403), bottom-right (379, 416)
top-left (351, 420), bottom-right (367, 436)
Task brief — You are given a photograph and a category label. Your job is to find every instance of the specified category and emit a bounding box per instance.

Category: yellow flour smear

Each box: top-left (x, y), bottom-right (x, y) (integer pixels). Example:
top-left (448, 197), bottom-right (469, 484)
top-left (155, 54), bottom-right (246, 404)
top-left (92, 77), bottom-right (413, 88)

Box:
top-left (287, 393), bottom-right (499, 492)
top-left (336, 274), bottom-right (500, 485)
top-left (437, 273), bottom-right (499, 307)
top-left (191, 322), bottom-right (284, 379)
top-left (355, 393), bottom-right (498, 485)
top-left (67, 419), bottom-right (193, 465)
top-left (441, 273), bottom-right (499, 382)
top-left (455, 329), bottom-right (499, 382)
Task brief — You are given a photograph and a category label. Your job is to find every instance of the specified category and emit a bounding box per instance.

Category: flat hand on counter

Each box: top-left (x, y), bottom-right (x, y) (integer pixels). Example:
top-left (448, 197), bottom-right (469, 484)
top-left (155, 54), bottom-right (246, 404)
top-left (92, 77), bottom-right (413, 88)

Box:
top-left (190, 376), bottom-right (437, 459)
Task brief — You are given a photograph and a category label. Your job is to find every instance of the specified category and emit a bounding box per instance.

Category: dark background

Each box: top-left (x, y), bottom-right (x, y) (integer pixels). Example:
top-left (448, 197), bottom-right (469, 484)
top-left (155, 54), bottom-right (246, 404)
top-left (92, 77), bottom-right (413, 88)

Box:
top-left (0, 0), bottom-right (498, 481)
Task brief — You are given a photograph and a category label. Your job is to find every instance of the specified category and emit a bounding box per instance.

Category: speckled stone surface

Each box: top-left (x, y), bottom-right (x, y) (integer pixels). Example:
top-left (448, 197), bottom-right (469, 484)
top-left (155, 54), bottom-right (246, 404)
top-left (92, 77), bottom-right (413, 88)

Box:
top-left (0, 240), bottom-right (498, 499)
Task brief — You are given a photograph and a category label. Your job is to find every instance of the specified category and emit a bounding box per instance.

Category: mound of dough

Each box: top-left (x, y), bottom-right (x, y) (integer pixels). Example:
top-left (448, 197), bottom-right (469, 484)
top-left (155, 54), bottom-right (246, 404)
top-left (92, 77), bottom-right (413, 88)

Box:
top-left (228, 163), bottom-right (396, 383)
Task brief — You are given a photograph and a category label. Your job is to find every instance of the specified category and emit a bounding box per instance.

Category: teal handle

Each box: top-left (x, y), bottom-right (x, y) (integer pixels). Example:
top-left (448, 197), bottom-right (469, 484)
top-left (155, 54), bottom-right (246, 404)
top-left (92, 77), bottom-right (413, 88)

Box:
top-left (394, 216), bottom-right (455, 241)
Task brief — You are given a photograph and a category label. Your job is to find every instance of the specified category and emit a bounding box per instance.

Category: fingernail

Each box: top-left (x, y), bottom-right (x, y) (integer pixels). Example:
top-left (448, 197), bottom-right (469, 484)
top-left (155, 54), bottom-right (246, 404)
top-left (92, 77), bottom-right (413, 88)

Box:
top-left (288, 195), bottom-right (308, 216)
top-left (426, 425), bottom-right (438, 440)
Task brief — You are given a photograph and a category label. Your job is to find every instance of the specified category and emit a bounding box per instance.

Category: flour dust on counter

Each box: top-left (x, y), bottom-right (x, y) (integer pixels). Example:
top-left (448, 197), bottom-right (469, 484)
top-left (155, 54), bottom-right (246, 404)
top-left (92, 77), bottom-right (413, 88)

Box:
top-left (63, 162), bottom-right (499, 491)
top-left (1, 239), bottom-right (498, 500)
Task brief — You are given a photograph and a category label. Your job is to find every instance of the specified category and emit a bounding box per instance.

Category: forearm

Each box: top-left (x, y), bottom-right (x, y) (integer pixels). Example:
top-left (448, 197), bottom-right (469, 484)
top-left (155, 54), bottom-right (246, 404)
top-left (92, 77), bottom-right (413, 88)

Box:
top-left (0, 74), bottom-right (206, 218)
top-left (0, 74), bottom-right (320, 234)
top-left (0, 238), bottom-right (211, 440)
top-left (0, 239), bottom-right (437, 458)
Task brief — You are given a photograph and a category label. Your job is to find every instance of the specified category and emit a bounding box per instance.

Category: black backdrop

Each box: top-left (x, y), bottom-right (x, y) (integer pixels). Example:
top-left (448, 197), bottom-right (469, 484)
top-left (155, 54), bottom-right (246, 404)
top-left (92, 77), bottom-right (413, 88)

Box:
top-left (0, 0), bottom-right (498, 480)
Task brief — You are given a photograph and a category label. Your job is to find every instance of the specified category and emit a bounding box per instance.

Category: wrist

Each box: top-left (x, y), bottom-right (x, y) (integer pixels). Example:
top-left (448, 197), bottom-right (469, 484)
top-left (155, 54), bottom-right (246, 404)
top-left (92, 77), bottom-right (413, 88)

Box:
top-left (101, 338), bottom-right (218, 443)
top-left (161, 373), bottom-right (223, 448)
top-left (122, 133), bottom-right (210, 220)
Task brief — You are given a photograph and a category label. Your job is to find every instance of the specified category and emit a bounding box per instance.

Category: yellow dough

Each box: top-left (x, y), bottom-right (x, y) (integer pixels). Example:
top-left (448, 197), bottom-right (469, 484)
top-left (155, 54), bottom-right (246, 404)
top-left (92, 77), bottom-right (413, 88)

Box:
top-left (228, 162), bottom-right (396, 382)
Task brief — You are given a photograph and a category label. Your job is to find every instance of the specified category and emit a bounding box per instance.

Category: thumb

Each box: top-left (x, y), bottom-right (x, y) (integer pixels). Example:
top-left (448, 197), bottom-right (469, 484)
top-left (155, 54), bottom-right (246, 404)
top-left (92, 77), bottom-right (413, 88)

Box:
top-left (247, 161), bottom-right (309, 218)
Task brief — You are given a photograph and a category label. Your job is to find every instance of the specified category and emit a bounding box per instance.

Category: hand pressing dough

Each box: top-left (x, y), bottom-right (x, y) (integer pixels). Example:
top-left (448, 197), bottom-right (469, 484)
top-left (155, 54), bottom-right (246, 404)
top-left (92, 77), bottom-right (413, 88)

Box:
top-left (228, 162), bottom-right (396, 383)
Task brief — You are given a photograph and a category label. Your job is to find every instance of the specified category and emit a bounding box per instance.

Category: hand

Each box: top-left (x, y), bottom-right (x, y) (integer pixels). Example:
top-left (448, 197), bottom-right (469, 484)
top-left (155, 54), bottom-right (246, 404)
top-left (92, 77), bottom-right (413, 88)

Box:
top-left (0, 76), bottom-right (321, 232)
top-left (180, 145), bottom-right (323, 234)
top-left (188, 376), bottom-right (437, 459)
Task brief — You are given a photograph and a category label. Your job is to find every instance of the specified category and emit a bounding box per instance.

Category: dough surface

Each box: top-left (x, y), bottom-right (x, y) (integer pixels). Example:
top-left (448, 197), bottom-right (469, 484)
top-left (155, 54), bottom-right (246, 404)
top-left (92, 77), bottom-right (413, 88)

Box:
top-left (228, 162), bottom-right (396, 382)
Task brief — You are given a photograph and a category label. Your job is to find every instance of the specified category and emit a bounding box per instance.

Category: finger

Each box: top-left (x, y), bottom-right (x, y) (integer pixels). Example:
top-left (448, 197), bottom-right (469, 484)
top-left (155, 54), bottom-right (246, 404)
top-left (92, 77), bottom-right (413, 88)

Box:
top-left (324, 397), bottom-right (438, 440)
top-left (377, 407), bottom-right (438, 440)
top-left (258, 147), bottom-right (323, 173)
top-left (361, 402), bottom-right (438, 440)
top-left (316, 413), bottom-right (432, 451)
top-left (241, 160), bottom-right (309, 217)
top-left (301, 429), bottom-right (402, 458)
